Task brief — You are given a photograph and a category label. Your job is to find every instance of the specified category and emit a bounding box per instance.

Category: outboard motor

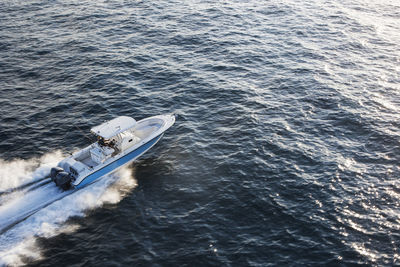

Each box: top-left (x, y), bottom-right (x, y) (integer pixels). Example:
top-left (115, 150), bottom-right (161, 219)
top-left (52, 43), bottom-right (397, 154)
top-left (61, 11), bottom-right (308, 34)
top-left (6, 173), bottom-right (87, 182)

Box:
top-left (50, 167), bottom-right (64, 182)
top-left (54, 171), bottom-right (73, 190)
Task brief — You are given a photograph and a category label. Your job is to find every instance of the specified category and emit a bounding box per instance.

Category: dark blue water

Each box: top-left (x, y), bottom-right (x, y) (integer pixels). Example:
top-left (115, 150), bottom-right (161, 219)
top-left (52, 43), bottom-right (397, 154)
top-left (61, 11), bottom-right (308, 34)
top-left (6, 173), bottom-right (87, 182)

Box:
top-left (1, 0), bottom-right (400, 265)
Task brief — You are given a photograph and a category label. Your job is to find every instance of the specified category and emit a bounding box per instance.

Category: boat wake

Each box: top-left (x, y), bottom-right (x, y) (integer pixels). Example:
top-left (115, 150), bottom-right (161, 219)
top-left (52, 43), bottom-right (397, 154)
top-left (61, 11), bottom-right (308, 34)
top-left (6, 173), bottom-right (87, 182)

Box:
top-left (0, 151), bottom-right (137, 266)
top-left (0, 177), bottom-right (51, 198)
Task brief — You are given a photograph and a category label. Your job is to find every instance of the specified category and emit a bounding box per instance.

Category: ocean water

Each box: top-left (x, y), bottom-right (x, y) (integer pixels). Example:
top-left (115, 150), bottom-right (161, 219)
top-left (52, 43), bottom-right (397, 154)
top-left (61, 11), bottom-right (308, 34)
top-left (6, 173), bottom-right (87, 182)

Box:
top-left (0, 0), bottom-right (399, 265)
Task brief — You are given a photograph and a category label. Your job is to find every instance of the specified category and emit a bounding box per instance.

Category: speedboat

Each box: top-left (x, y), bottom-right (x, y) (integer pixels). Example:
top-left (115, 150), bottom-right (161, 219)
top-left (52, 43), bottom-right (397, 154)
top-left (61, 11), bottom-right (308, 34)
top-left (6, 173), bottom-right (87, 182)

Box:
top-left (50, 114), bottom-right (175, 190)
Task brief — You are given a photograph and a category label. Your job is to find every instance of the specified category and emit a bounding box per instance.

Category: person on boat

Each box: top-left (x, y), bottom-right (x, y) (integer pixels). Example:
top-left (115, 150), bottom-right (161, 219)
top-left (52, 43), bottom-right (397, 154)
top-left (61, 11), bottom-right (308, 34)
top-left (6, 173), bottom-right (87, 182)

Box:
top-left (97, 136), bottom-right (106, 146)
top-left (97, 136), bottom-right (116, 149)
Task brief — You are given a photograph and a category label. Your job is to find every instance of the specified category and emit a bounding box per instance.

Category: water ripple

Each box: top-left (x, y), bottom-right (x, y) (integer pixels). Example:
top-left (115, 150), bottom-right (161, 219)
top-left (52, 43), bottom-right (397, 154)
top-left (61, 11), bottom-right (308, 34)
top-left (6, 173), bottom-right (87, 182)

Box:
top-left (1, 0), bottom-right (400, 265)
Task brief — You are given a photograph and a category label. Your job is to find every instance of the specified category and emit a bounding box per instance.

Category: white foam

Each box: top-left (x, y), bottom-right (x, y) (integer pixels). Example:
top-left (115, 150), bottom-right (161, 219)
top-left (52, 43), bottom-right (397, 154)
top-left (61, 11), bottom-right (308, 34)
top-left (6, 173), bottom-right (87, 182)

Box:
top-left (0, 153), bottom-right (137, 266)
top-left (0, 151), bottom-right (64, 191)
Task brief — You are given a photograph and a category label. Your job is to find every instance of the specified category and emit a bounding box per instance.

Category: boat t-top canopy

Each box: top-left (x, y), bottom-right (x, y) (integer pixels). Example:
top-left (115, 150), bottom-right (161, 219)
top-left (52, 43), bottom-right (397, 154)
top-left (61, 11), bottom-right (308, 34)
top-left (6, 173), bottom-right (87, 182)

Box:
top-left (90, 116), bottom-right (136, 139)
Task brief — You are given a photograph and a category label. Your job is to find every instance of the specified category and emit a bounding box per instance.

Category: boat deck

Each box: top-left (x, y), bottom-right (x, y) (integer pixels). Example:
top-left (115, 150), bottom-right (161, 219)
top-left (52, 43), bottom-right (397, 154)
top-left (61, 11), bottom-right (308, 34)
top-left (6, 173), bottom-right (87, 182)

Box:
top-left (80, 155), bottom-right (98, 169)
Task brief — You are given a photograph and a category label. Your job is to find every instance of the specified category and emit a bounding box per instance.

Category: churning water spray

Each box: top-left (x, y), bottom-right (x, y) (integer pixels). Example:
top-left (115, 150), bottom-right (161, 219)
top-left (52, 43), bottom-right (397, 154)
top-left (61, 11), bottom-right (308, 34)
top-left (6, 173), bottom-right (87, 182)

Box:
top-left (0, 152), bottom-right (137, 266)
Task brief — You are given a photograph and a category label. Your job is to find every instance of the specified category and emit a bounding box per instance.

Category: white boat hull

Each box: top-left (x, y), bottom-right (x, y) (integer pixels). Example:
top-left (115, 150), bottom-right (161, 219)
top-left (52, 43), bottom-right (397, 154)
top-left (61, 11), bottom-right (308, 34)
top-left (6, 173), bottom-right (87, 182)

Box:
top-left (55, 114), bottom-right (175, 190)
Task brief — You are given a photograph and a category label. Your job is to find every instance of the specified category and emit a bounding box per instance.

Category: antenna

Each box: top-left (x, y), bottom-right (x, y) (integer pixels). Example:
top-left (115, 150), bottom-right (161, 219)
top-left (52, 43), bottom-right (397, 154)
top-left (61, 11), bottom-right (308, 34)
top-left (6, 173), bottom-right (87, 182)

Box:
top-left (74, 123), bottom-right (96, 143)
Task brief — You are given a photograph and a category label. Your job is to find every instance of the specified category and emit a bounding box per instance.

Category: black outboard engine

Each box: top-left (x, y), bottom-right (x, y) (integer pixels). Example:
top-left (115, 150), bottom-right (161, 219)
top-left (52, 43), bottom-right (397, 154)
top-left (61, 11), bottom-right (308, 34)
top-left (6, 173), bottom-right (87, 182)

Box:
top-left (50, 167), bottom-right (72, 190)
top-left (50, 167), bottom-right (64, 182)
top-left (54, 172), bottom-right (72, 190)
